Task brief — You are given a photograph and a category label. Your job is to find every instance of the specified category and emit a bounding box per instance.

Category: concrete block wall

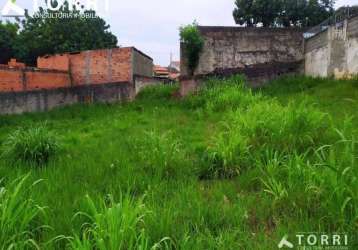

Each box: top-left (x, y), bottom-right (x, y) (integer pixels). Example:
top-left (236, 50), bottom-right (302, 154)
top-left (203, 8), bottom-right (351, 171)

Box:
top-left (179, 26), bottom-right (304, 95)
top-left (305, 16), bottom-right (358, 78)
top-left (134, 75), bottom-right (161, 94)
top-left (0, 83), bottom-right (132, 114)
top-left (181, 26), bottom-right (304, 78)
top-left (132, 48), bottom-right (154, 79)
top-left (304, 30), bottom-right (330, 77)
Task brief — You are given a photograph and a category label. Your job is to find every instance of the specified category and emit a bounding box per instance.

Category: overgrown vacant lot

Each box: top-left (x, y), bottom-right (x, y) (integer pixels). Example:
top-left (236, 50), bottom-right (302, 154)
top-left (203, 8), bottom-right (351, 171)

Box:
top-left (0, 76), bottom-right (357, 249)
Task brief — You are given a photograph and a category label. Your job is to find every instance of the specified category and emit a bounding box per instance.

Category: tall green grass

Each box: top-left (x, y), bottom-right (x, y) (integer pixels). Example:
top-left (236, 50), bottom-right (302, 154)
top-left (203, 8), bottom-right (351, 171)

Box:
top-left (69, 194), bottom-right (170, 250)
top-left (0, 76), bottom-right (356, 249)
top-left (0, 175), bottom-right (49, 249)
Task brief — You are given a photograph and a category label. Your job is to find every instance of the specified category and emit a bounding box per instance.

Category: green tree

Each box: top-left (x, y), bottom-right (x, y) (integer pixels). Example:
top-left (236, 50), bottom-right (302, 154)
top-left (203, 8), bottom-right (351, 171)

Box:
top-left (233, 0), bottom-right (256, 27)
top-left (180, 22), bottom-right (204, 76)
top-left (0, 22), bottom-right (19, 64)
top-left (233, 0), bottom-right (335, 27)
top-left (14, 1), bottom-right (118, 65)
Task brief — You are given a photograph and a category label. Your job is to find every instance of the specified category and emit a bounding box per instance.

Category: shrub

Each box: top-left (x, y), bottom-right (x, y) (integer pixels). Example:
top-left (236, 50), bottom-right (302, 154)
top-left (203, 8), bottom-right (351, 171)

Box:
top-left (2, 125), bottom-right (60, 166)
top-left (180, 22), bottom-right (204, 75)
top-left (0, 175), bottom-right (48, 249)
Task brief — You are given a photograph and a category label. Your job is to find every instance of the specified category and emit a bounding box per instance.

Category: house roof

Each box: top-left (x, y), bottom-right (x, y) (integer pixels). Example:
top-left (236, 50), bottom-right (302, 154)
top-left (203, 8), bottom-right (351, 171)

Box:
top-left (154, 65), bottom-right (169, 73)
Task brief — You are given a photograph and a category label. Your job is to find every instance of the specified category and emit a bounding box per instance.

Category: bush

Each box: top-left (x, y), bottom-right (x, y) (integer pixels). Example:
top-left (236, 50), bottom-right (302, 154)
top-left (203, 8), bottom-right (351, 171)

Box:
top-left (2, 125), bottom-right (60, 166)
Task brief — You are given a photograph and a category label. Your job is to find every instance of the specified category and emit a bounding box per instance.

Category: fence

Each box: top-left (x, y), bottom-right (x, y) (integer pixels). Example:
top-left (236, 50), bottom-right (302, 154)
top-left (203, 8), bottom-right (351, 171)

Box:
top-left (304, 6), bottom-right (358, 38)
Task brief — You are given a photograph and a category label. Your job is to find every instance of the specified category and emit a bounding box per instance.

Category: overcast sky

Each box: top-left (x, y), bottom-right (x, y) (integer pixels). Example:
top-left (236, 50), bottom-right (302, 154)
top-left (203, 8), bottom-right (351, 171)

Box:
top-left (106, 0), bottom-right (356, 65)
top-left (1, 0), bottom-right (356, 65)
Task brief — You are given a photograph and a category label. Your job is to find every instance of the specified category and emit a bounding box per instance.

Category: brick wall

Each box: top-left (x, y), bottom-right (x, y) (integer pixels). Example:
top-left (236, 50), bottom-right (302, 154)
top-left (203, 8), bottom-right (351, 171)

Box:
top-left (0, 66), bottom-right (23, 92)
top-left (0, 47), bottom-right (155, 114)
top-left (25, 70), bottom-right (71, 91)
top-left (37, 54), bottom-right (70, 71)
top-left (0, 66), bottom-right (70, 92)
top-left (68, 48), bottom-right (132, 85)
top-left (37, 47), bottom-right (146, 86)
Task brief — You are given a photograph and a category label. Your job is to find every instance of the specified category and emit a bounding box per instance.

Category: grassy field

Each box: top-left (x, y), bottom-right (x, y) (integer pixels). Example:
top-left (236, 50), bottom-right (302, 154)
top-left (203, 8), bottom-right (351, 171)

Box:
top-left (0, 75), bottom-right (357, 249)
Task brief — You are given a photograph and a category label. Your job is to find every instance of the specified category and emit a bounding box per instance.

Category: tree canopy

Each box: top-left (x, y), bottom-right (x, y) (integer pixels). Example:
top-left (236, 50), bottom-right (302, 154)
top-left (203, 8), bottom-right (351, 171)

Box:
top-left (233, 0), bottom-right (335, 27)
top-left (0, 1), bottom-right (118, 66)
top-left (0, 22), bottom-right (19, 64)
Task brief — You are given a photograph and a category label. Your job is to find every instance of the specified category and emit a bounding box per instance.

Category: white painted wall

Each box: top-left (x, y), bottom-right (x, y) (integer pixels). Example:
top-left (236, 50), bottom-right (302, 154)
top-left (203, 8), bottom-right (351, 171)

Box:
top-left (346, 38), bottom-right (358, 75)
top-left (305, 46), bottom-right (329, 77)
top-left (304, 18), bottom-right (358, 78)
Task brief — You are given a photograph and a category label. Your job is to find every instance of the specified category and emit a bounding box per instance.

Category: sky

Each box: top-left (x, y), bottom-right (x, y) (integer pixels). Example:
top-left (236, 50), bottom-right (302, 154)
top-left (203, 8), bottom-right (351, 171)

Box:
top-left (105, 0), bottom-right (358, 65)
top-left (0, 0), bottom-right (357, 66)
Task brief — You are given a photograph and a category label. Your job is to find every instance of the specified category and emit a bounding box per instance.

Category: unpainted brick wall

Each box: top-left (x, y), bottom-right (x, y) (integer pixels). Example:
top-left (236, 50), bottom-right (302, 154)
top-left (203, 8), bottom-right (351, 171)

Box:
top-left (25, 70), bottom-right (71, 91)
top-left (37, 54), bottom-right (70, 71)
top-left (38, 47), bottom-right (135, 86)
top-left (0, 67), bottom-right (23, 92)
top-left (0, 66), bottom-right (70, 92)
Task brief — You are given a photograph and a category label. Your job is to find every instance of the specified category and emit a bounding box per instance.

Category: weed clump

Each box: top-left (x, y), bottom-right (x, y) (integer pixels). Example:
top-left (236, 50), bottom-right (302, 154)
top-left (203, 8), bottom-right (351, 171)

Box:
top-left (199, 127), bottom-right (249, 179)
top-left (70, 194), bottom-right (169, 249)
top-left (2, 125), bottom-right (60, 166)
top-left (134, 131), bottom-right (189, 179)
top-left (183, 75), bottom-right (255, 111)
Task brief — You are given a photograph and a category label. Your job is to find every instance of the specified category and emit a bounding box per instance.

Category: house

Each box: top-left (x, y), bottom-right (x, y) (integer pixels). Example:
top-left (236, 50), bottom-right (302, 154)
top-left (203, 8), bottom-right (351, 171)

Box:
top-left (154, 65), bottom-right (170, 78)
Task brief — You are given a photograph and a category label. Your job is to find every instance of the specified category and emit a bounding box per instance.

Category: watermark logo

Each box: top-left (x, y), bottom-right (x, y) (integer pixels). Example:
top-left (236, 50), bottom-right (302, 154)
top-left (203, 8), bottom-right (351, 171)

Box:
top-left (1, 0), bottom-right (110, 18)
top-left (278, 233), bottom-right (351, 250)
top-left (1, 0), bottom-right (25, 17)
top-left (278, 235), bottom-right (294, 249)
